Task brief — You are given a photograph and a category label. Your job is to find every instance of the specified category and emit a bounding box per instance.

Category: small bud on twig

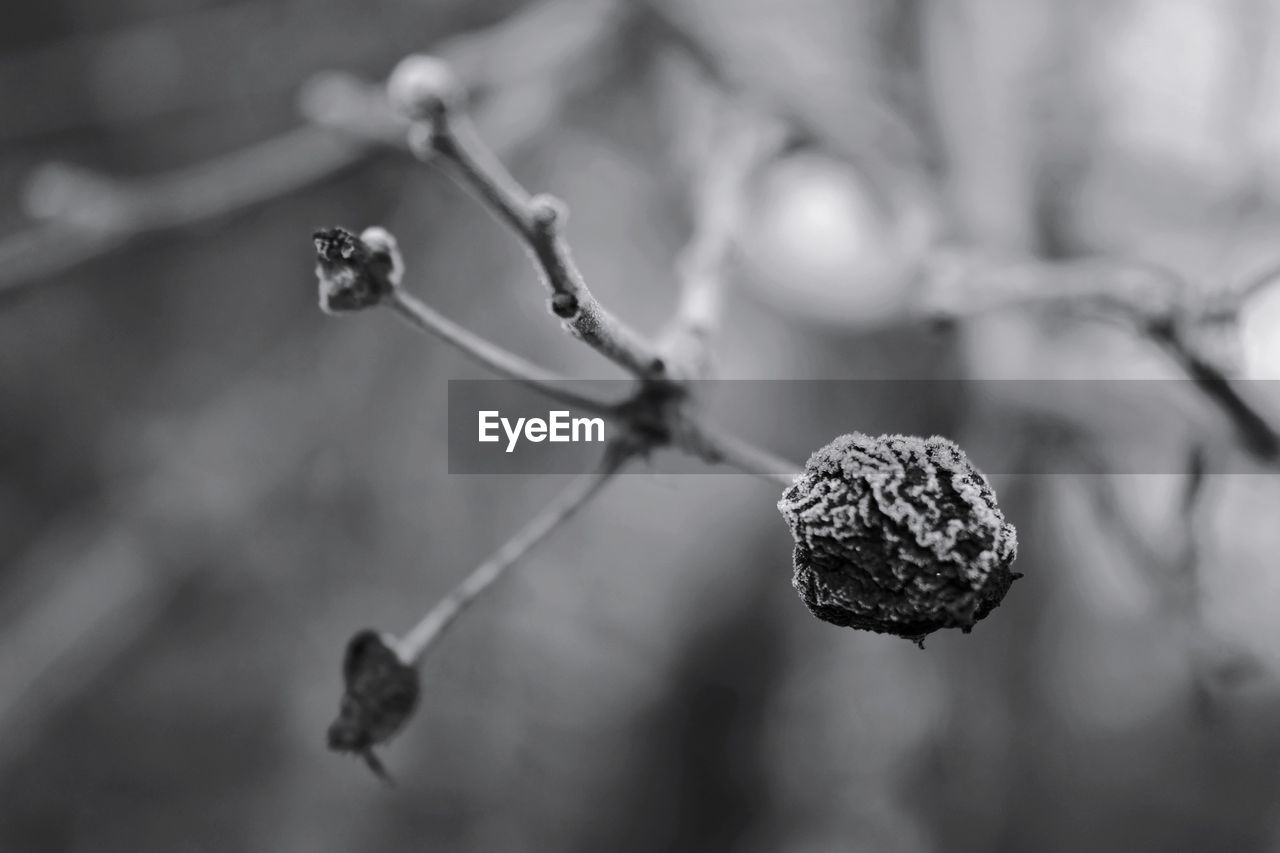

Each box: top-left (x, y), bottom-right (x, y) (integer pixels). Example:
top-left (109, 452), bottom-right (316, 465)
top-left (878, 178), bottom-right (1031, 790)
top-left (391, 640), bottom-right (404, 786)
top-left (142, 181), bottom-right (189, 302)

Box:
top-left (327, 630), bottom-right (420, 783)
top-left (313, 226), bottom-right (403, 314)
top-left (387, 54), bottom-right (466, 120)
top-left (529, 194), bottom-right (568, 231)
top-left (778, 433), bottom-right (1020, 645)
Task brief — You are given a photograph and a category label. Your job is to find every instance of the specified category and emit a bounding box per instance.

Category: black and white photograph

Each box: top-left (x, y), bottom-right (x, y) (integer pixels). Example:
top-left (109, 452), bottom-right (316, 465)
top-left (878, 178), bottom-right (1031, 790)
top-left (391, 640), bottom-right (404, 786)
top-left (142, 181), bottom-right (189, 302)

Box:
top-left (4, 1), bottom-right (1280, 850)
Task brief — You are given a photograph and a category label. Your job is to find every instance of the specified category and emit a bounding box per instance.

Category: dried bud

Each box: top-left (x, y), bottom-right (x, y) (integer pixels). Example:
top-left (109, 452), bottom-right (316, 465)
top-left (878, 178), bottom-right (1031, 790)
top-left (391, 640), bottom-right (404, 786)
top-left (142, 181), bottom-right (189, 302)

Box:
top-left (387, 54), bottom-right (465, 120)
top-left (778, 433), bottom-right (1019, 644)
top-left (327, 630), bottom-right (420, 782)
top-left (313, 226), bottom-right (402, 314)
top-left (529, 194), bottom-right (568, 232)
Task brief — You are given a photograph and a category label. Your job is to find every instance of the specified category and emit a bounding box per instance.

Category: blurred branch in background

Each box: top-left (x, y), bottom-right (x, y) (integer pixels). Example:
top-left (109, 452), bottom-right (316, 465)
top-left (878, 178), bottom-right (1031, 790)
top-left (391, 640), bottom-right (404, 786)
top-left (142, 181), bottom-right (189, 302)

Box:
top-left (0, 0), bottom-right (628, 299)
top-left (917, 249), bottom-right (1280, 463)
top-left (393, 441), bottom-right (633, 665)
top-left (651, 3), bottom-right (1280, 475)
top-left (2, 130), bottom-right (370, 289)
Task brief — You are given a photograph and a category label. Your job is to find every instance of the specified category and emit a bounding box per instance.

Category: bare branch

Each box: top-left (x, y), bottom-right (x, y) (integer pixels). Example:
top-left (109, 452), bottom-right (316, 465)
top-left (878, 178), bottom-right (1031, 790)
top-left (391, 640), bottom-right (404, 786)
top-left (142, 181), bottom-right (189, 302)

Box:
top-left (386, 289), bottom-right (619, 417)
top-left (681, 418), bottom-right (802, 487)
top-left (1146, 321), bottom-right (1280, 461)
top-left (388, 57), bottom-right (667, 380)
top-left (0, 128), bottom-right (368, 298)
top-left (393, 441), bottom-right (633, 664)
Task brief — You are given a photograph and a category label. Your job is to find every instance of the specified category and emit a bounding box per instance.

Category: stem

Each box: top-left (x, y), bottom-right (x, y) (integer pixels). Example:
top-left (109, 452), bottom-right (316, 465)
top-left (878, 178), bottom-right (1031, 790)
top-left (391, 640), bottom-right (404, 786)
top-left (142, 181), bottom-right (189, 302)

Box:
top-left (1149, 322), bottom-right (1280, 462)
top-left (389, 281), bottom-right (807, 487)
top-left (395, 442), bottom-right (632, 663)
top-left (385, 289), bottom-right (618, 418)
top-left (684, 418), bottom-right (802, 487)
top-left (0, 129), bottom-right (369, 297)
top-left (411, 110), bottom-right (667, 380)
top-left (917, 253), bottom-right (1183, 325)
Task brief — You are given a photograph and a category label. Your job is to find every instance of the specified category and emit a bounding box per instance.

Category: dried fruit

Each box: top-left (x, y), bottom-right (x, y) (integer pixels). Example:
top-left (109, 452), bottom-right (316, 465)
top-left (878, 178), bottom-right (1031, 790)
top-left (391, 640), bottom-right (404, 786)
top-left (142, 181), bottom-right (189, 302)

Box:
top-left (327, 630), bottom-right (420, 782)
top-left (313, 226), bottom-right (402, 314)
top-left (778, 432), bottom-right (1019, 644)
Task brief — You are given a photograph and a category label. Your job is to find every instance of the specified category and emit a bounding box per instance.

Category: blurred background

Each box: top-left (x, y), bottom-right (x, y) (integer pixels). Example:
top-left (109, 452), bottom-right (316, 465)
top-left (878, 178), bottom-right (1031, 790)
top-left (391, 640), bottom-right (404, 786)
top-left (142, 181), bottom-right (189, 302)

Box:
top-left (4, 0), bottom-right (1280, 850)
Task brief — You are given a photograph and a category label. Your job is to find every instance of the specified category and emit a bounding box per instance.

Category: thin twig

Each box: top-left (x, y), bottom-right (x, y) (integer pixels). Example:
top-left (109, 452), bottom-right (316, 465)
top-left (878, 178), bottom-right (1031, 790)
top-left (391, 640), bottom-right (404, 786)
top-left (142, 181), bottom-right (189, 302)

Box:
top-left (387, 268), bottom-right (807, 483)
top-left (381, 55), bottom-right (811, 485)
top-left (406, 106), bottom-right (666, 379)
top-left (314, 225), bottom-right (619, 415)
top-left (1146, 320), bottom-right (1280, 461)
top-left (393, 441), bottom-right (633, 663)
top-left (385, 288), bottom-right (619, 417)
top-left (916, 251), bottom-right (1185, 326)
top-left (682, 418), bottom-right (802, 487)
top-left (0, 128), bottom-right (369, 298)
top-left (389, 276), bottom-right (808, 489)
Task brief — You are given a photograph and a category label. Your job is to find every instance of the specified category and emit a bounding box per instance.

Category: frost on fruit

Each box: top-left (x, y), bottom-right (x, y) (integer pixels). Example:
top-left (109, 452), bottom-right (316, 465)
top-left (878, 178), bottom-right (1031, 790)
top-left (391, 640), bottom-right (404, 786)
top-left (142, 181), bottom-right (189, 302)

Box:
top-left (327, 630), bottom-right (420, 782)
top-left (313, 226), bottom-right (402, 314)
top-left (778, 432), bottom-right (1020, 644)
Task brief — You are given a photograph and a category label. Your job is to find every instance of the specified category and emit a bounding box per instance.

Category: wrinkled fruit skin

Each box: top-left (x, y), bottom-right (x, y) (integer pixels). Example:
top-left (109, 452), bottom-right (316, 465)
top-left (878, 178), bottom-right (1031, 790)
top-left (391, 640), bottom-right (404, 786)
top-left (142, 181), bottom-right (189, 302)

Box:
top-left (778, 433), bottom-right (1019, 643)
top-left (327, 630), bottom-right (419, 779)
top-left (313, 227), bottom-right (397, 314)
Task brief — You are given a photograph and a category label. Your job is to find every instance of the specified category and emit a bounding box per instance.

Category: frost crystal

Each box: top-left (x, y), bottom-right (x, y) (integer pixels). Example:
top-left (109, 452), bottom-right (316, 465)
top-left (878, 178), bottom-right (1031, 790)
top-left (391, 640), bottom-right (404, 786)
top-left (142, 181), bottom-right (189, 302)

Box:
top-left (778, 433), bottom-right (1019, 644)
